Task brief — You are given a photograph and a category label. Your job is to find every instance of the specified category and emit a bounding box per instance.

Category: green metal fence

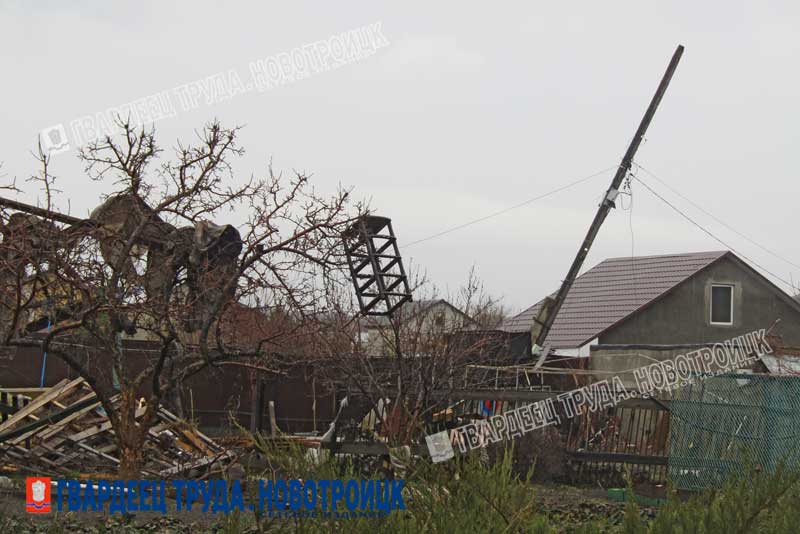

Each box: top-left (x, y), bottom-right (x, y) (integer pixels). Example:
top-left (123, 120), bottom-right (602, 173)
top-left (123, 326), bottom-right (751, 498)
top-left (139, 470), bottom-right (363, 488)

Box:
top-left (668, 373), bottom-right (800, 490)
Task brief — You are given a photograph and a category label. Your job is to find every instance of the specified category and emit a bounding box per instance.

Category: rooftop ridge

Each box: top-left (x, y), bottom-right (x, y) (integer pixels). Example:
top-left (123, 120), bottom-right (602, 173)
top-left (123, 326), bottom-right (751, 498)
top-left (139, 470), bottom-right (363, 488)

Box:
top-left (500, 250), bottom-right (730, 346)
top-left (602, 250), bottom-right (728, 262)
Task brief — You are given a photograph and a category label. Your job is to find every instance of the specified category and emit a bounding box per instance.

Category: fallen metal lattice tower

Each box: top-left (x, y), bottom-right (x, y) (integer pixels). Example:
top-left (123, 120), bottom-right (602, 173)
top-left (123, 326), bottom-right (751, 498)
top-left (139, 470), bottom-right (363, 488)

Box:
top-left (342, 215), bottom-right (412, 317)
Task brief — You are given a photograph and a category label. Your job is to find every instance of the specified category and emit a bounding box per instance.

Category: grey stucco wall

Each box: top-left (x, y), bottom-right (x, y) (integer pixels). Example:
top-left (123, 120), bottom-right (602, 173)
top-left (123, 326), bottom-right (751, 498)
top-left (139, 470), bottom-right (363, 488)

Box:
top-left (590, 346), bottom-right (693, 391)
top-left (599, 256), bottom-right (800, 346)
top-left (588, 345), bottom-right (754, 392)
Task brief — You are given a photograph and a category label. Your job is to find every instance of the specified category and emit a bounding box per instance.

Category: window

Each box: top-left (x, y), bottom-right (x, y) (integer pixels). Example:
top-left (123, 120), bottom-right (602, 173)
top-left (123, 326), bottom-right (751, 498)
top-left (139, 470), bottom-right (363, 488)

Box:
top-left (711, 285), bottom-right (734, 325)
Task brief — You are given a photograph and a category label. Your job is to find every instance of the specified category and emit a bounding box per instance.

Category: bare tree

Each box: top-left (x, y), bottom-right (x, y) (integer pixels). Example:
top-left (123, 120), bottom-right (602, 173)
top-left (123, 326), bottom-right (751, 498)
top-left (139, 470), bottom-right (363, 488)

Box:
top-left (312, 267), bottom-right (508, 449)
top-left (0, 120), bottom-right (362, 477)
top-left (459, 264), bottom-right (509, 330)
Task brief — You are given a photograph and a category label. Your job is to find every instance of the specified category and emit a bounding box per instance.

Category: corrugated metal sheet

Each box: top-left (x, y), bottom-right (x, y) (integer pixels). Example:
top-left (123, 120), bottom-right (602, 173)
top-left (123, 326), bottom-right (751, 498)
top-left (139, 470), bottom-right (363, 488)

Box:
top-left (500, 251), bottom-right (729, 348)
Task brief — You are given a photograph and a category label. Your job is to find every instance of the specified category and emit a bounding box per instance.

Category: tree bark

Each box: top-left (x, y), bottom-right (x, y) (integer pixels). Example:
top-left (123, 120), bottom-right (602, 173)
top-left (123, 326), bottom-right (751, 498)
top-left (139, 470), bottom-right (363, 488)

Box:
top-left (116, 387), bottom-right (146, 479)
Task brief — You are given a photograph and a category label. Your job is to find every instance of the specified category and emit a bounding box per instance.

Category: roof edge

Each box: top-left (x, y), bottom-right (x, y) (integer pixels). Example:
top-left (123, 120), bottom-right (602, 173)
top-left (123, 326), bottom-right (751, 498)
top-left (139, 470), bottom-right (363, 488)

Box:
top-left (570, 250), bottom-right (731, 347)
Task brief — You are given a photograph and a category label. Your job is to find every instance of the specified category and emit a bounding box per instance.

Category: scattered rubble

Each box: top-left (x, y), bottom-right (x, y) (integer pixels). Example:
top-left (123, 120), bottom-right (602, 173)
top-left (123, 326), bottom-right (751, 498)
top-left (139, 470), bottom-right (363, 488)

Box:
top-left (0, 378), bottom-right (231, 478)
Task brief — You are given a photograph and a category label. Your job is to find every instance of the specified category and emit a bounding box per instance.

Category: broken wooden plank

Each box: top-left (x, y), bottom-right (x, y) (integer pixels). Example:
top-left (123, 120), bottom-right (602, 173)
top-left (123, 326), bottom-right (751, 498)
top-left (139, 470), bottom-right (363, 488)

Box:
top-left (158, 451), bottom-right (234, 477)
top-left (9, 393), bottom-right (100, 445)
top-left (0, 378), bottom-right (77, 433)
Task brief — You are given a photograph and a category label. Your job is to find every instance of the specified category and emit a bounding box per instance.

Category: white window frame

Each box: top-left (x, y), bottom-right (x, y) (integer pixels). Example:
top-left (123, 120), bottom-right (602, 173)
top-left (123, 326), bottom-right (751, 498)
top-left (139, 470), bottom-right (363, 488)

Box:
top-left (710, 284), bottom-right (734, 325)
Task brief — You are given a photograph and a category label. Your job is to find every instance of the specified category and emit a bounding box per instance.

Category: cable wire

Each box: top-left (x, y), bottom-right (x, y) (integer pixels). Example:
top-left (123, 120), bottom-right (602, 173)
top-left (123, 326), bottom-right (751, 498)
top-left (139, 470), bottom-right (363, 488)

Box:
top-left (634, 163), bottom-right (800, 272)
top-left (404, 165), bottom-right (619, 247)
top-left (632, 173), bottom-right (797, 290)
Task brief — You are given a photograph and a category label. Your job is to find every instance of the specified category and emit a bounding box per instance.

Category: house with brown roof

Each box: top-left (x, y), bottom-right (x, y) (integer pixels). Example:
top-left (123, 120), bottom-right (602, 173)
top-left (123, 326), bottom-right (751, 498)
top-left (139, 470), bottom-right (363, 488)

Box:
top-left (501, 251), bottom-right (800, 368)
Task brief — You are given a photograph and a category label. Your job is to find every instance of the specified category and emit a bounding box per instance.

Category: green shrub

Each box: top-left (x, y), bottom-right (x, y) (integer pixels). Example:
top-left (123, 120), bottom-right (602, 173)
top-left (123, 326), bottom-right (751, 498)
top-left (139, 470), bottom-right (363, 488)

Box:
top-left (622, 462), bottom-right (800, 534)
top-left (248, 438), bottom-right (552, 533)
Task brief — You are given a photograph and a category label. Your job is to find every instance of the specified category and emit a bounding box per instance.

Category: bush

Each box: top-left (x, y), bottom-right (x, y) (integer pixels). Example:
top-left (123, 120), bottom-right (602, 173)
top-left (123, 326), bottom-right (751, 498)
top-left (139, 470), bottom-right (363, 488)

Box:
top-left (622, 461), bottom-right (800, 534)
top-left (249, 437), bottom-right (552, 533)
top-left (9, 438), bottom-right (797, 533)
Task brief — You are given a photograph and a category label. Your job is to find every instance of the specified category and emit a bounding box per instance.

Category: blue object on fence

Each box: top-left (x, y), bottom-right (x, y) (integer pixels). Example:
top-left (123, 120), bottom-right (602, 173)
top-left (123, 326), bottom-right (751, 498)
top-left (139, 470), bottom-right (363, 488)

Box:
top-left (39, 317), bottom-right (51, 388)
top-left (480, 400), bottom-right (498, 417)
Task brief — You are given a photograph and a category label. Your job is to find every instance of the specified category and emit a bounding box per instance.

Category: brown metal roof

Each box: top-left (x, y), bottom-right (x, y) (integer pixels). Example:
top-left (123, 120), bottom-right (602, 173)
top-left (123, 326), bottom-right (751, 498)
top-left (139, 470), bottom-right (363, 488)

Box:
top-left (500, 251), bottom-right (729, 348)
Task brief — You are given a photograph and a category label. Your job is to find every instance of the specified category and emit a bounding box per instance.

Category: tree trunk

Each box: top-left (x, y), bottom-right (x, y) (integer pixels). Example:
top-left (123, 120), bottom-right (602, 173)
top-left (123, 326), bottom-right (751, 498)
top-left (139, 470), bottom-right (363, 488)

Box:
top-left (115, 387), bottom-right (146, 479)
top-left (119, 442), bottom-right (145, 480)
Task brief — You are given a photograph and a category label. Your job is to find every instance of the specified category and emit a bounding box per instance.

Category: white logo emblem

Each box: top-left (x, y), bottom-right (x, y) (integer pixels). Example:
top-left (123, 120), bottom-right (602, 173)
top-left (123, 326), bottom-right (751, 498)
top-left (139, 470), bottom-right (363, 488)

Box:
top-left (425, 431), bottom-right (455, 463)
top-left (39, 124), bottom-right (70, 155)
top-left (31, 480), bottom-right (46, 502)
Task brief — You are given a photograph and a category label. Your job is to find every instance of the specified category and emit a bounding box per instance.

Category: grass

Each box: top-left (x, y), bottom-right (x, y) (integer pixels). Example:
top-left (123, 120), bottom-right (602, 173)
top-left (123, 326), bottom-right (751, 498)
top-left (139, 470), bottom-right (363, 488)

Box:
top-left (4, 441), bottom-right (800, 533)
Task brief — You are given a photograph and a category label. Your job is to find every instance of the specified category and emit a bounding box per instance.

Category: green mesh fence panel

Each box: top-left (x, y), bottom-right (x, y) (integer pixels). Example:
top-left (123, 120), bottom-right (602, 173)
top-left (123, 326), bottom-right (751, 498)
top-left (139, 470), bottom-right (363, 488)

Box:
top-left (668, 373), bottom-right (800, 490)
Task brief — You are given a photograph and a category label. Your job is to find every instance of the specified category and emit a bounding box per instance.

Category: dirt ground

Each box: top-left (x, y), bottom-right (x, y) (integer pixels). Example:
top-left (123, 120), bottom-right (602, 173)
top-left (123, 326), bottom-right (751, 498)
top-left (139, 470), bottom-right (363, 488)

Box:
top-left (0, 483), bottom-right (654, 533)
top-left (0, 488), bottom-right (228, 533)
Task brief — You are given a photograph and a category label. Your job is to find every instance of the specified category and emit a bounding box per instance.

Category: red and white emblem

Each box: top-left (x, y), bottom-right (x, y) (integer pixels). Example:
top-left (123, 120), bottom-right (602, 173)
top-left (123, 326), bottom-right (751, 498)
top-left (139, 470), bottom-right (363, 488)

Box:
top-left (26, 477), bottom-right (51, 513)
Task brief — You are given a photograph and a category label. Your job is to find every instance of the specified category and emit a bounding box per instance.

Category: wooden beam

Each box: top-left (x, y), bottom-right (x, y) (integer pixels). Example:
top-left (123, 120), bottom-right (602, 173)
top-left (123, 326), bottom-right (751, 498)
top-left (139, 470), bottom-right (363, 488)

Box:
top-left (9, 393), bottom-right (99, 445)
top-left (350, 387), bottom-right (671, 410)
top-left (318, 440), bottom-right (430, 458)
top-left (0, 197), bottom-right (84, 226)
top-left (567, 450), bottom-right (668, 466)
top-left (425, 388), bottom-right (670, 410)
top-left (533, 45), bottom-right (685, 350)
top-left (0, 378), bottom-right (79, 433)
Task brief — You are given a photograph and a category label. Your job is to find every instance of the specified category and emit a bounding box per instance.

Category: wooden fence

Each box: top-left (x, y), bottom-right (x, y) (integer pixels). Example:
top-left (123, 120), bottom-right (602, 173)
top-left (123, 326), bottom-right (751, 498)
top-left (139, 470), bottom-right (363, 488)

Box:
top-left (564, 402), bottom-right (670, 485)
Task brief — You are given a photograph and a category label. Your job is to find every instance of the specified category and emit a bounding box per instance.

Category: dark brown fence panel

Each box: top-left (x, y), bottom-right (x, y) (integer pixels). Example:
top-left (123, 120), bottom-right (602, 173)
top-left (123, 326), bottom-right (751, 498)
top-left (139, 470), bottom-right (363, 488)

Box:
top-left (565, 403), bottom-right (670, 485)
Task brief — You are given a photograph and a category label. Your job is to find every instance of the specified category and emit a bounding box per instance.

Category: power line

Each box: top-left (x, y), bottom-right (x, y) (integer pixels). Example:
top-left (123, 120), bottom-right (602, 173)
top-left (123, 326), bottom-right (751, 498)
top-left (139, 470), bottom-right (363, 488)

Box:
top-left (632, 173), bottom-right (797, 290)
top-left (404, 165), bottom-right (619, 247)
top-left (634, 163), bottom-right (800, 272)
top-left (620, 172), bottom-right (639, 300)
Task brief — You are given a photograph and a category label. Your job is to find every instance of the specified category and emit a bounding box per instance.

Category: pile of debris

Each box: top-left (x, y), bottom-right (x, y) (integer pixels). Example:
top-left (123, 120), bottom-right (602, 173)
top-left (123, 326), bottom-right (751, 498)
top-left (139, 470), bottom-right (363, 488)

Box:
top-left (0, 378), bottom-right (231, 478)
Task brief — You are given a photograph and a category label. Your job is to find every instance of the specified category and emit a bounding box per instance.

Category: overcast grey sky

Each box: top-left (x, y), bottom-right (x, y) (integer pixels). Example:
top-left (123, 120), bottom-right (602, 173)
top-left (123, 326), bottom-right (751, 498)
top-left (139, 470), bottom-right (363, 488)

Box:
top-left (1, 1), bottom-right (798, 313)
